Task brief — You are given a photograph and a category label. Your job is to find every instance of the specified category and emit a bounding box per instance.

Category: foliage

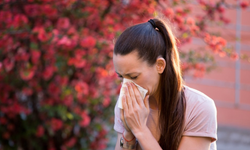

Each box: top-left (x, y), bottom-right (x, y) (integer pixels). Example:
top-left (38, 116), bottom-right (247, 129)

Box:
top-left (0, 0), bottom-right (249, 149)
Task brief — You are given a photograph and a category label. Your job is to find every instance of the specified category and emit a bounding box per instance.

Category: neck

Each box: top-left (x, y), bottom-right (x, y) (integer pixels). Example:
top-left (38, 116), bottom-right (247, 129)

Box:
top-left (149, 95), bottom-right (159, 110)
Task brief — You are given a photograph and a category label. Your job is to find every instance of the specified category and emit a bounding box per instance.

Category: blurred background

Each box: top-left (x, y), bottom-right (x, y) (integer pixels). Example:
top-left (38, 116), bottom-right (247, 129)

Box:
top-left (0, 0), bottom-right (249, 150)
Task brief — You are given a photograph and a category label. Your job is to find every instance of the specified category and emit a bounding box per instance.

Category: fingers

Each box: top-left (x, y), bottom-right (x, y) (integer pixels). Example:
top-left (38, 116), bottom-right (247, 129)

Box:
top-left (124, 84), bottom-right (133, 110)
top-left (129, 83), bottom-right (144, 107)
top-left (122, 94), bottom-right (129, 115)
top-left (126, 82), bottom-right (139, 107)
top-left (120, 108), bottom-right (131, 132)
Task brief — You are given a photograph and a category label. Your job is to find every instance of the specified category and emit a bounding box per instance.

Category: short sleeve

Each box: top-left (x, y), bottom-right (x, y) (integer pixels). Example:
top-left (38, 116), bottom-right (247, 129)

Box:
top-left (183, 99), bottom-right (217, 142)
top-left (114, 101), bottom-right (125, 133)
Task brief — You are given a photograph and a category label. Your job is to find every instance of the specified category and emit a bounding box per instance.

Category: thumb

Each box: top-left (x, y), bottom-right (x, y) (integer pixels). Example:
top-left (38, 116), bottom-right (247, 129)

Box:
top-left (144, 95), bottom-right (150, 109)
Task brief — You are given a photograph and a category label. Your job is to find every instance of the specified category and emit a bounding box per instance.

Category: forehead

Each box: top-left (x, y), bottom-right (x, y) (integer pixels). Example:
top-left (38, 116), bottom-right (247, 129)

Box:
top-left (113, 51), bottom-right (148, 74)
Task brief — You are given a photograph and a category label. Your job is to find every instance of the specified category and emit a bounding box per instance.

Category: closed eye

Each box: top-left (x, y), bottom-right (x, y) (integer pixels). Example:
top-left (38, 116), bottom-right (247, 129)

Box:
top-left (118, 75), bottom-right (137, 80)
top-left (130, 76), bottom-right (137, 79)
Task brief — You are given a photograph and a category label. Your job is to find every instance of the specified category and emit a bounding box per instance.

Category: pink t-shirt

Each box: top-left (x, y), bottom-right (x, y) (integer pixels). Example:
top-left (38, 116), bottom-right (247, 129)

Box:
top-left (114, 86), bottom-right (217, 150)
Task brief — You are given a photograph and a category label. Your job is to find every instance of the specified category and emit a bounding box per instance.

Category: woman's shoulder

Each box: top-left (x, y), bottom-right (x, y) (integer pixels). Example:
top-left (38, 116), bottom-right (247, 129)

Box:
top-left (183, 85), bottom-right (217, 142)
top-left (183, 85), bottom-right (217, 117)
top-left (184, 85), bottom-right (215, 105)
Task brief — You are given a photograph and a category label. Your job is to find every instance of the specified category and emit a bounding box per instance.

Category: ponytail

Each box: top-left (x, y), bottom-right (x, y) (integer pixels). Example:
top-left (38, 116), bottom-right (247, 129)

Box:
top-left (152, 18), bottom-right (186, 150)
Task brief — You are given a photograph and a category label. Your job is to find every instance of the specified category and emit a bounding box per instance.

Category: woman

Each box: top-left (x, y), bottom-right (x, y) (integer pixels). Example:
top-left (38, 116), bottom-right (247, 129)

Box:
top-left (113, 18), bottom-right (217, 150)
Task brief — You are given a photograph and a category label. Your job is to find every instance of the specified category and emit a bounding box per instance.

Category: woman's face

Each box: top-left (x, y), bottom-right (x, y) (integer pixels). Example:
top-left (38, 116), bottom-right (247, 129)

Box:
top-left (113, 51), bottom-right (161, 96)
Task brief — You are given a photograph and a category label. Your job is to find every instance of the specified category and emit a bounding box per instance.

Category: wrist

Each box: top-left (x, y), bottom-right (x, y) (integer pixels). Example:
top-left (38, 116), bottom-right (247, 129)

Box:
top-left (133, 125), bottom-right (149, 140)
top-left (123, 130), bottom-right (136, 143)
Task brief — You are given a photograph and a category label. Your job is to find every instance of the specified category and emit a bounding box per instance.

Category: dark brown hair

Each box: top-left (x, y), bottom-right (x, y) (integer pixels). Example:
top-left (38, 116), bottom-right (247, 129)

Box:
top-left (114, 18), bottom-right (186, 150)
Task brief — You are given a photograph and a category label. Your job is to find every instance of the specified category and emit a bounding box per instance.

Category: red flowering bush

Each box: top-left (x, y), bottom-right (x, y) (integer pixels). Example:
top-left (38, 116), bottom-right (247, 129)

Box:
top-left (0, 0), bottom-right (248, 149)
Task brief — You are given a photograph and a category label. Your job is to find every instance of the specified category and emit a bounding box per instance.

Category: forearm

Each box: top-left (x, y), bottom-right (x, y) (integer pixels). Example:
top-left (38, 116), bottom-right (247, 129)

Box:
top-left (134, 127), bottom-right (162, 150)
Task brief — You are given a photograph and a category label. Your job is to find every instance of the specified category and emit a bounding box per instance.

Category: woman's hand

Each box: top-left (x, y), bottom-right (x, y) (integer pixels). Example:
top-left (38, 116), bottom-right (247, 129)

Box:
top-left (121, 82), bottom-right (150, 135)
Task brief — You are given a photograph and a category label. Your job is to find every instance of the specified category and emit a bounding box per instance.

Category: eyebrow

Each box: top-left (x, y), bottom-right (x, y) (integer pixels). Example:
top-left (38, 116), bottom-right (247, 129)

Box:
top-left (115, 71), bottom-right (140, 76)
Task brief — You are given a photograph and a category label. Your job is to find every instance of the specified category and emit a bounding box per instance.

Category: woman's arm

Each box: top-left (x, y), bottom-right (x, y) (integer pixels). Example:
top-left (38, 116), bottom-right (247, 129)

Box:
top-left (178, 136), bottom-right (211, 150)
top-left (134, 126), bottom-right (162, 150)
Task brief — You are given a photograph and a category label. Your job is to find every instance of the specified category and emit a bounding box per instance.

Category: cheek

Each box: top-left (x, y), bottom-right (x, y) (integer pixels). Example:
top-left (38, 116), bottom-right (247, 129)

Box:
top-left (140, 71), bottom-right (159, 95)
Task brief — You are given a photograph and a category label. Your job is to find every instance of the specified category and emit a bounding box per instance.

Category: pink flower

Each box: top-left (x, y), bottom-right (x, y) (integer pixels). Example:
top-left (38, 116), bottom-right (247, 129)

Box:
top-left (164, 8), bottom-right (174, 18)
top-left (36, 125), bottom-right (44, 137)
top-left (31, 50), bottom-right (41, 64)
top-left (57, 17), bottom-right (70, 29)
top-left (74, 57), bottom-right (86, 68)
top-left (33, 27), bottom-right (50, 42)
top-left (80, 36), bottom-right (96, 48)
top-left (80, 111), bottom-right (91, 127)
top-left (65, 137), bottom-right (76, 148)
top-left (175, 7), bottom-right (184, 15)
top-left (231, 52), bottom-right (239, 61)
top-left (51, 118), bottom-right (63, 131)
top-left (12, 14), bottom-right (28, 28)
top-left (57, 36), bottom-right (72, 46)
top-left (103, 97), bottom-right (111, 107)
top-left (217, 5), bottom-right (225, 13)
top-left (75, 81), bottom-right (89, 95)
top-left (63, 95), bottom-right (73, 107)
top-left (42, 4), bottom-right (57, 18)
top-left (240, 1), bottom-right (249, 9)
top-left (20, 67), bottom-right (36, 81)
top-left (24, 4), bottom-right (40, 17)
top-left (48, 83), bottom-right (60, 96)
top-left (43, 66), bottom-right (56, 80)
top-left (186, 17), bottom-right (195, 26)
top-left (3, 58), bottom-right (14, 72)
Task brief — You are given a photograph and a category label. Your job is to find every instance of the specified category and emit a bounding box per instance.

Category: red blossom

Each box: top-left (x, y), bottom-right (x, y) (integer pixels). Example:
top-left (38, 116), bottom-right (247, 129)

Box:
top-left (240, 1), bottom-right (249, 9)
top-left (231, 52), bottom-right (239, 61)
top-left (164, 8), bottom-right (174, 18)
top-left (80, 36), bottom-right (96, 48)
top-left (3, 58), bottom-right (15, 72)
top-left (103, 97), bottom-right (111, 107)
top-left (43, 66), bottom-right (56, 80)
top-left (36, 125), bottom-right (44, 137)
top-left (33, 27), bottom-right (51, 42)
top-left (57, 17), bottom-right (70, 29)
top-left (75, 81), bottom-right (89, 95)
top-left (20, 67), bottom-right (36, 81)
top-left (24, 4), bottom-right (40, 17)
top-left (217, 5), bottom-right (225, 13)
top-left (48, 83), bottom-right (60, 96)
top-left (65, 137), bottom-right (76, 148)
top-left (42, 4), bottom-right (57, 18)
top-left (12, 14), bottom-right (28, 28)
top-left (186, 17), bottom-right (195, 26)
top-left (51, 118), bottom-right (63, 131)
top-left (63, 95), bottom-right (73, 107)
top-left (31, 50), bottom-right (41, 64)
top-left (57, 36), bottom-right (72, 46)
top-left (80, 111), bottom-right (91, 127)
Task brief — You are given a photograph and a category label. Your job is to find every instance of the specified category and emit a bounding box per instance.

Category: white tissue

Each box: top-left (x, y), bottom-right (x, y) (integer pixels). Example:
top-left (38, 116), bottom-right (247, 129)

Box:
top-left (118, 78), bottom-right (148, 109)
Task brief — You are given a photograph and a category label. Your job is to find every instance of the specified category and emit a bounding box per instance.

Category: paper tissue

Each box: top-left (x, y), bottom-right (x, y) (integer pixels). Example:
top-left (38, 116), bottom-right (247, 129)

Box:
top-left (118, 78), bottom-right (148, 109)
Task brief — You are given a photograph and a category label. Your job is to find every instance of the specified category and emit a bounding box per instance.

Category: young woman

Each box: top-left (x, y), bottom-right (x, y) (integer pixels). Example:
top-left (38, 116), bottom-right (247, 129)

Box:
top-left (113, 18), bottom-right (217, 150)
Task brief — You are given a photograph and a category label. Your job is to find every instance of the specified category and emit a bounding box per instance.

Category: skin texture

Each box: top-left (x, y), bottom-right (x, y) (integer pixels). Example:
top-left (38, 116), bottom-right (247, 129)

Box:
top-left (113, 51), bottom-right (211, 150)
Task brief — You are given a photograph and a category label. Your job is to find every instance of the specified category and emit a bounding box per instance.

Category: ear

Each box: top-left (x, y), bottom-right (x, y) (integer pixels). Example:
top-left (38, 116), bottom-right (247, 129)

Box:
top-left (156, 57), bottom-right (166, 74)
